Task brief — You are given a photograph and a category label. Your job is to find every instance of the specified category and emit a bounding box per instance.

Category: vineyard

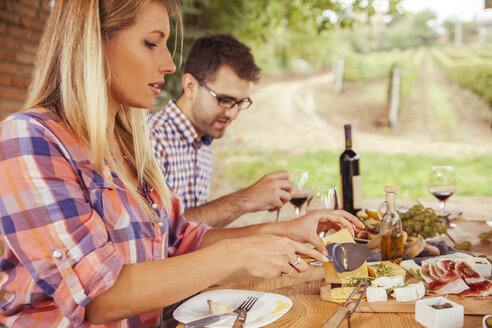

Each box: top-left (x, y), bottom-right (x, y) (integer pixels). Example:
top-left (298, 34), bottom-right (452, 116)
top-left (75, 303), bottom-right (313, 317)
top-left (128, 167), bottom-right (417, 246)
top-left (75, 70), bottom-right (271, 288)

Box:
top-left (210, 46), bottom-right (492, 200)
top-left (433, 47), bottom-right (492, 107)
top-left (342, 47), bottom-right (492, 110)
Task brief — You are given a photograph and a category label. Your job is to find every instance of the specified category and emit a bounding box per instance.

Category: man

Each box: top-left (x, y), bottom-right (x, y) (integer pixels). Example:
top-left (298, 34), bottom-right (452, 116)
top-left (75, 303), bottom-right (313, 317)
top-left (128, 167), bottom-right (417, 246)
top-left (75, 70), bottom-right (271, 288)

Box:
top-left (149, 34), bottom-right (292, 227)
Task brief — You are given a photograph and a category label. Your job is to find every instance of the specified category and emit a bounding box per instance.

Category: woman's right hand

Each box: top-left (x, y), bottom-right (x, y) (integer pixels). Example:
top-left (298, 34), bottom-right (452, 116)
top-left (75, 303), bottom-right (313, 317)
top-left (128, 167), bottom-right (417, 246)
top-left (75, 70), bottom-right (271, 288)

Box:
top-left (227, 235), bottom-right (328, 279)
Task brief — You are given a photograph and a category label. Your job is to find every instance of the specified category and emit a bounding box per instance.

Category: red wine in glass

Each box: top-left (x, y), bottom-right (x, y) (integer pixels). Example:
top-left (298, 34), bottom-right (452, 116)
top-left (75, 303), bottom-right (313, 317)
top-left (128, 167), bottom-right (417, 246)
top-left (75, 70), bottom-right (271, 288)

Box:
top-left (428, 166), bottom-right (457, 228)
top-left (431, 190), bottom-right (454, 202)
top-left (290, 193), bottom-right (308, 216)
top-left (290, 194), bottom-right (308, 207)
top-left (289, 171), bottom-right (310, 217)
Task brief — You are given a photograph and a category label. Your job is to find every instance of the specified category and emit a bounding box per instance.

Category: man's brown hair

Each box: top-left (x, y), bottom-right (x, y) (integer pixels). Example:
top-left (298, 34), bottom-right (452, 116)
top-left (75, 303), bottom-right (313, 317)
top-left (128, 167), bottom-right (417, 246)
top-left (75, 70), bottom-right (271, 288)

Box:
top-left (184, 34), bottom-right (261, 83)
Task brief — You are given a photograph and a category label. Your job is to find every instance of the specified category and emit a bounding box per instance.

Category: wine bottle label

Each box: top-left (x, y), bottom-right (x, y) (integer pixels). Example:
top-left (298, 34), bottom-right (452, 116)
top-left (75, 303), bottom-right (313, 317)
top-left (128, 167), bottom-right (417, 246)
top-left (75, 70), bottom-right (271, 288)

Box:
top-left (339, 174), bottom-right (344, 207)
top-left (352, 175), bottom-right (362, 209)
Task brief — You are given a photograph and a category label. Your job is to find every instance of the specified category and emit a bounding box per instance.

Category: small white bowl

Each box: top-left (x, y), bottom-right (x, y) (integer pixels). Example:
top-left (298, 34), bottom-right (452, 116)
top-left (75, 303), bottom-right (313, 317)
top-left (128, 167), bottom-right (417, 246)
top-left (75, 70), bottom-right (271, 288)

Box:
top-left (415, 297), bottom-right (464, 328)
top-left (483, 314), bottom-right (492, 328)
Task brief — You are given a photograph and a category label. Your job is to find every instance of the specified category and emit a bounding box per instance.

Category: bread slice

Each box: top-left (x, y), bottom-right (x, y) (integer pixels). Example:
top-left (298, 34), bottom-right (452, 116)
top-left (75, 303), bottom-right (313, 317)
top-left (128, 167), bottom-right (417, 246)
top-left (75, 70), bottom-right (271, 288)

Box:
top-left (207, 299), bottom-right (232, 315)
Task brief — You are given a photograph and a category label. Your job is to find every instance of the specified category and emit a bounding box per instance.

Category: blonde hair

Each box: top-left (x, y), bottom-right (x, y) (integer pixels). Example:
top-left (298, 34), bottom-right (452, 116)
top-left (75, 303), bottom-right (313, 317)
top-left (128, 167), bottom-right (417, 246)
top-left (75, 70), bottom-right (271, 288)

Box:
top-left (24, 0), bottom-right (182, 220)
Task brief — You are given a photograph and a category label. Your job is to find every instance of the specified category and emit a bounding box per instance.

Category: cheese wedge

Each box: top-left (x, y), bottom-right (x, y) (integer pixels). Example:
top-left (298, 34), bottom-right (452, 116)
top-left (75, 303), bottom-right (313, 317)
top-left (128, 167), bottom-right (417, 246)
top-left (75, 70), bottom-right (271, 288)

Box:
top-left (323, 229), bottom-right (368, 284)
top-left (368, 261), bottom-right (406, 279)
top-left (371, 275), bottom-right (404, 290)
top-left (366, 287), bottom-right (388, 302)
top-left (392, 281), bottom-right (425, 302)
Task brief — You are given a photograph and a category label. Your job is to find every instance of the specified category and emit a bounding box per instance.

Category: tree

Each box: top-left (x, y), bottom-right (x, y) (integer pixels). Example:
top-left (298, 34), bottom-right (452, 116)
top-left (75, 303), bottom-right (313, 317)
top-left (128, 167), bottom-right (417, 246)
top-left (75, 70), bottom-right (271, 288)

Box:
top-left (157, 0), bottom-right (404, 103)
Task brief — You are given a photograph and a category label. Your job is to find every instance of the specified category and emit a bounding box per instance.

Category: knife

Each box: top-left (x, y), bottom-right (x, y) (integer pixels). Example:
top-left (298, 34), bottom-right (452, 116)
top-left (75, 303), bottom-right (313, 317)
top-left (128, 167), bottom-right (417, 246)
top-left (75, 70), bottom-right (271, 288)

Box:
top-left (232, 309), bottom-right (247, 328)
top-left (325, 242), bottom-right (372, 273)
top-left (183, 313), bottom-right (230, 328)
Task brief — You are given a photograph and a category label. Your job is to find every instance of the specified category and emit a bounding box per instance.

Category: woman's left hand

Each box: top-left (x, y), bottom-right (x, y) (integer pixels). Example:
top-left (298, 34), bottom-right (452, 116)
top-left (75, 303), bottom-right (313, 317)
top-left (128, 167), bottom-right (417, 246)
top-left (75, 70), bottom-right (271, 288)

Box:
top-left (275, 209), bottom-right (364, 256)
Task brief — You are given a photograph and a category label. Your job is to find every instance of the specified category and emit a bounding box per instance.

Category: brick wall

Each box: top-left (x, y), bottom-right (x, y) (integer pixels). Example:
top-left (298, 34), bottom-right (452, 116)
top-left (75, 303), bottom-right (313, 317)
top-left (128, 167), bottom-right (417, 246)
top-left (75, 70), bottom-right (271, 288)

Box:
top-left (0, 0), bottom-right (51, 120)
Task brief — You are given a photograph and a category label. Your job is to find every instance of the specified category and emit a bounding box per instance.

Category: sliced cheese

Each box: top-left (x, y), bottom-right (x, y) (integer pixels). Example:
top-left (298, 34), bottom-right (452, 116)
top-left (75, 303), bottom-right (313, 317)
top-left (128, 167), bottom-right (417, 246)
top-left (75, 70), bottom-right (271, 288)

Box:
top-left (392, 285), bottom-right (418, 302)
top-left (392, 282), bottom-right (425, 302)
top-left (366, 287), bottom-right (388, 302)
top-left (414, 281), bottom-right (426, 299)
top-left (330, 286), bottom-right (356, 301)
top-left (330, 286), bottom-right (366, 302)
top-left (368, 261), bottom-right (406, 279)
top-left (323, 229), bottom-right (368, 284)
top-left (371, 275), bottom-right (404, 290)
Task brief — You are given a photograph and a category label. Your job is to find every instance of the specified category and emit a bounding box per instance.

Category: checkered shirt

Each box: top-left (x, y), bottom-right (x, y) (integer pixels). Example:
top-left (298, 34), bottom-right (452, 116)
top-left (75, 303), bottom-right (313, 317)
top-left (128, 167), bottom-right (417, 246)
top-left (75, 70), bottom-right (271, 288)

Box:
top-left (148, 100), bottom-right (213, 209)
top-left (0, 109), bottom-right (210, 327)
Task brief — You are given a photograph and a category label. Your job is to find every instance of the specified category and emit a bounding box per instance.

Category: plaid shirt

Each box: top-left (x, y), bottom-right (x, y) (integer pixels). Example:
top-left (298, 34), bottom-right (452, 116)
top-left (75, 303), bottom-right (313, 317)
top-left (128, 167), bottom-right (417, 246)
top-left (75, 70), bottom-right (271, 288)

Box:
top-left (148, 100), bottom-right (213, 209)
top-left (0, 109), bottom-right (210, 328)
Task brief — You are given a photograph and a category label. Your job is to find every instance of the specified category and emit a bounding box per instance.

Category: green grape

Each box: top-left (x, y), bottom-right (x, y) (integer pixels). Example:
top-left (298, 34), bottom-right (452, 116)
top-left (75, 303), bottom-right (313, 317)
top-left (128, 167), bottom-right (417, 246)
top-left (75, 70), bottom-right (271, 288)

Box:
top-left (423, 225), bottom-right (433, 234)
top-left (455, 241), bottom-right (472, 251)
top-left (436, 223), bottom-right (447, 234)
top-left (479, 232), bottom-right (491, 241)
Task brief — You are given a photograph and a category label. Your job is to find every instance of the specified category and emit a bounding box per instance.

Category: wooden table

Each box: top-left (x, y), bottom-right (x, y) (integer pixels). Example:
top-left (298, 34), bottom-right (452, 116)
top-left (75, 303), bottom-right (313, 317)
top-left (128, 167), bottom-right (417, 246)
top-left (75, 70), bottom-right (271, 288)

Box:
top-left (194, 266), bottom-right (488, 328)
top-left (176, 197), bottom-right (492, 327)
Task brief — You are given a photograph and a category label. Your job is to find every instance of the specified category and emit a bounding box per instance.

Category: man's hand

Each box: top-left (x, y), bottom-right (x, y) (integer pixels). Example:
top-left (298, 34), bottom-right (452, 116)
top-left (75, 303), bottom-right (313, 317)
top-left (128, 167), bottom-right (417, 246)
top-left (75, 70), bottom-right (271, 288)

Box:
top-left (240, 170), bottom-right (293, 213)
top-left (184, 171), bottom-right (292, 227)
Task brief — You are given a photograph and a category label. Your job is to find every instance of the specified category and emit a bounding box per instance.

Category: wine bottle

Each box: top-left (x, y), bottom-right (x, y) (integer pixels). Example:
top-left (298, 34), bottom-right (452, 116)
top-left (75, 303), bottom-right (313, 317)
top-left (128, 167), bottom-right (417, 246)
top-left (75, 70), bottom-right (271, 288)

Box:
top-left (339, 124), bottom-right (362, 215)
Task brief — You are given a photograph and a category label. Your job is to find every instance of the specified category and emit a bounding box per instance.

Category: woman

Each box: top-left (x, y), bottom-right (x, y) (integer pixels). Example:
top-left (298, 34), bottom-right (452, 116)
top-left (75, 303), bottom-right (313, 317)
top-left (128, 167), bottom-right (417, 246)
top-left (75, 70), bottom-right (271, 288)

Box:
top-left (0, 1), bottom-right (363, 327)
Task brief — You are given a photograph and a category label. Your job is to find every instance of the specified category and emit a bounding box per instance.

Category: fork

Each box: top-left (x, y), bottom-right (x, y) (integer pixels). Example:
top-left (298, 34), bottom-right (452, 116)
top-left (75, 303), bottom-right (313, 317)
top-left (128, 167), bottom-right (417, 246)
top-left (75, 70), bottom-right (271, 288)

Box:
top-left (235, 296), bottom-right (258, 313)
top-left (183, 296), bottom-right (258, 328)
top-left (232, 296), bottom-right (258, 328)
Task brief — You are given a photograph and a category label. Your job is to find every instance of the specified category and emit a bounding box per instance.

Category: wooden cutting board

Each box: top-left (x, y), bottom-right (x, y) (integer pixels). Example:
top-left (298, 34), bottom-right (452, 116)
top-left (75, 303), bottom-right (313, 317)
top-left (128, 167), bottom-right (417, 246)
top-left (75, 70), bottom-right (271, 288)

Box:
top-left (356, 294), bottom-right (492, 315)
top-left (321, 283), bottom-right (492, 315)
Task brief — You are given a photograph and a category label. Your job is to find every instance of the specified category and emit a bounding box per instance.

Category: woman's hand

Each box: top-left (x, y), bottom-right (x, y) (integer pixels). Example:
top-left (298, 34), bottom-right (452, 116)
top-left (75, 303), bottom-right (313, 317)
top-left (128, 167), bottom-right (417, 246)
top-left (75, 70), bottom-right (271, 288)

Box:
top-left (227, 235), bottom-right (328, 279)
top-left (274, 209), bottom-right (364, 256)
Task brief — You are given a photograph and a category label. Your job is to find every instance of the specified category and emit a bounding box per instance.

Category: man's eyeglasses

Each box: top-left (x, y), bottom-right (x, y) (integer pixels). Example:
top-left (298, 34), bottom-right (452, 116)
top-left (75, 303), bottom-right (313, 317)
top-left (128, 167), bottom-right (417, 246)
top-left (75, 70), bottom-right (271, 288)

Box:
top-left (194, 76), bottom-right (253, 110)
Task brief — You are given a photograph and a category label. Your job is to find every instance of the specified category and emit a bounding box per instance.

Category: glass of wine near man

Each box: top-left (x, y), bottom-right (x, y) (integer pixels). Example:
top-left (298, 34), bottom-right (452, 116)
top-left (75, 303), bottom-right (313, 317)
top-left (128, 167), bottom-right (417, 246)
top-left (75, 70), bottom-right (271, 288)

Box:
top-left (274, 171), bottom-right (311, 221)
top-left (289, 171), bottom-right (311, 217)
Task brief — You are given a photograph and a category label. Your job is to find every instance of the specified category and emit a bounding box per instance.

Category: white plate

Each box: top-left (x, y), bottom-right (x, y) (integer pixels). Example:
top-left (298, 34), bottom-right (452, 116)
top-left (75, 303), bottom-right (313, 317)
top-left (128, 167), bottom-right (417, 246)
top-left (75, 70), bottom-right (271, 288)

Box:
top-left (173, 289), bottom-right (292, 328)
top-left (483, 314), bottom-right (492, 328)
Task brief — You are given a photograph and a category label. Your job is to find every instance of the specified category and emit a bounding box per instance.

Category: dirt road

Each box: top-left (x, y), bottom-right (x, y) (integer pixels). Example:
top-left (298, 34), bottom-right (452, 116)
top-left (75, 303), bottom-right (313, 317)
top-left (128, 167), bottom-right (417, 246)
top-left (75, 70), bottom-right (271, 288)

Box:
top-left (212, 52), bottom-right (492, 157)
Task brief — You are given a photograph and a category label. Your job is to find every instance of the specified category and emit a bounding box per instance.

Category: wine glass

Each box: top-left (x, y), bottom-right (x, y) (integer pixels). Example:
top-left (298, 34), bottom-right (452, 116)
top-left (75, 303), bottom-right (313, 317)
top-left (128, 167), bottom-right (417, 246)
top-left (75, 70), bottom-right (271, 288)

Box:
top-left (307, 185), bottom-right (339, 212)
top-left (307, 185), bottom-right (339, 238)
top-left (289, 171), bottom-right (311, 217)
top-left (428, 166), bottom-right (457, 228)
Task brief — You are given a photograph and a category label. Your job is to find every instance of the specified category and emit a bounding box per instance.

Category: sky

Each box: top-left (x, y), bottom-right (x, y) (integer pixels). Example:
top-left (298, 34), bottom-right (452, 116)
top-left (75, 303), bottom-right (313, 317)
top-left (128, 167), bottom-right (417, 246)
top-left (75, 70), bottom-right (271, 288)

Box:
top-left (400, 0), bottom-right (491, 23)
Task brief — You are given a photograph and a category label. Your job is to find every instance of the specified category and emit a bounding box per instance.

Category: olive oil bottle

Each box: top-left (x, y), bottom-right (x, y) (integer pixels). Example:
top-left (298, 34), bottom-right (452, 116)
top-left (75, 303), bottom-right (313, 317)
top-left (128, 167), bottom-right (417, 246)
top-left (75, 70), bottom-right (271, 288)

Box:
top-left (378, 186), bottom-right (404, 263)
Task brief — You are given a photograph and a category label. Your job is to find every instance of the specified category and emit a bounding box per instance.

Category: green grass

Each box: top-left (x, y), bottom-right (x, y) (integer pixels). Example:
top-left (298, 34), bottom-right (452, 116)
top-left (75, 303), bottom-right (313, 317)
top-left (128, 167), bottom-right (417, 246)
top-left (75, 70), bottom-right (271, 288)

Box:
top-left (216, 149), bottom-right (492, 198)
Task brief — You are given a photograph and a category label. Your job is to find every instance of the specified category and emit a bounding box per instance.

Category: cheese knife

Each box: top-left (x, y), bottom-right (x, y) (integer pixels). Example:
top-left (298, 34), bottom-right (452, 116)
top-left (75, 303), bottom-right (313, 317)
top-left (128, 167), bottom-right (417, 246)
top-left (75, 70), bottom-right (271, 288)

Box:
top-left (183, 313), bottom-right (231, 328)
top-left (325, 242), bottom-right (372, 273)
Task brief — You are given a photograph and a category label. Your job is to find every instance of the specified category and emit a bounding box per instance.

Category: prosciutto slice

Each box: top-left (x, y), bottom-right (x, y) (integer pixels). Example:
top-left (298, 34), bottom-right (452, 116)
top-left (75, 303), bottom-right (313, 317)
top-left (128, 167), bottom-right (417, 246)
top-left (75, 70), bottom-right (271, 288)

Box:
top-left (420, 263), bottom-right (436, 283)
top-left (458, 280), bottom-right (492, 297)
top-left (430, 277), bottom-right (469, 295)
top-left (456, 261), bottom-right (483, 284)
top-left (424, 258), bottom-right (491, 297)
